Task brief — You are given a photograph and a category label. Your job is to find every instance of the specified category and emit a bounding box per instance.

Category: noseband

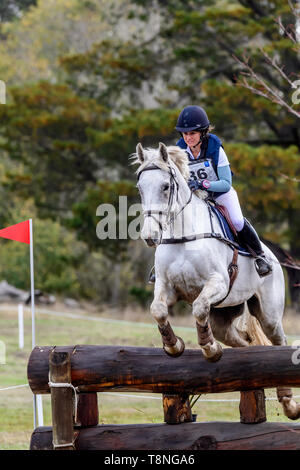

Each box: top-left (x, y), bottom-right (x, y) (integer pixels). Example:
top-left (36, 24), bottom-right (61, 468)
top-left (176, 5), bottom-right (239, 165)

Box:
top-left (137, 164), bottom-right (192, 239)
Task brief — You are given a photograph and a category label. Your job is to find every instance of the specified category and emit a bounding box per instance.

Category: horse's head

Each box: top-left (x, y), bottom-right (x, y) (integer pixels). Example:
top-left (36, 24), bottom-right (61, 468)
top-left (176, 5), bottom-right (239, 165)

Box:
top-left (132, 142), bottom-right (191, 247)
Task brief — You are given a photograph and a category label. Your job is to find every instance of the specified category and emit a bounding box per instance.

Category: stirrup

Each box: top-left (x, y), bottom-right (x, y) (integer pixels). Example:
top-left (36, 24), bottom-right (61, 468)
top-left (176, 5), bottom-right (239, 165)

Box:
top-left (254, 256), bottom-right (272, 277)
top-left (148, 266), bottom-right (155, 284)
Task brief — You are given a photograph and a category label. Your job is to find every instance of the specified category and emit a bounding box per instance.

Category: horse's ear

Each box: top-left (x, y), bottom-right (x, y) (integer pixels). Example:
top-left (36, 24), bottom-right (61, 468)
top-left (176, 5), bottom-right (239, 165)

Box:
top-left (159, 142), bottom-right (168, 162)
top-left (136, 143), bottom-right (144, 162)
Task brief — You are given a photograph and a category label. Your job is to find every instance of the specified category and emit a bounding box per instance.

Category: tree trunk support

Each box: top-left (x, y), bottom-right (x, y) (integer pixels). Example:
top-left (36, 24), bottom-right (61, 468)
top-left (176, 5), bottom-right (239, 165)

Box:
top-left (75, 392), bottom-right (98, 428)
top-left (163, 393), bottom-right (192, 424)
top-left (239, 389), bottom-right (266, 424)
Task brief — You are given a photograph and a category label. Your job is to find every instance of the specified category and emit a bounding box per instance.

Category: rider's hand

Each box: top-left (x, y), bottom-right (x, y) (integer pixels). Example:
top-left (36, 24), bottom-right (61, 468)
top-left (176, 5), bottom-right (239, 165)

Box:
top-left (188, 179), bottom-right (211, 191)
top-left (188, 179), bottom-right (202, 191)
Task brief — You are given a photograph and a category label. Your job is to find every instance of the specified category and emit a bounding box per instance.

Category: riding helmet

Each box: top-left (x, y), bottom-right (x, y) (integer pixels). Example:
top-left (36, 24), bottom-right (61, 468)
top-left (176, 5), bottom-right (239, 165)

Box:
top-left (175, 105), bottom-right (210, 133)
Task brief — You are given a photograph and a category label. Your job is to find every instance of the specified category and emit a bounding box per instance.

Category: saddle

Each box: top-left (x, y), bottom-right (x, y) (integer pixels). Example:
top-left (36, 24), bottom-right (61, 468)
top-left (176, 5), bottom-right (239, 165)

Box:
top-left (207, 201), bottom-right (249, 305)
top-left (214, 203), bottom-right (238, 238)
top-left (209, 201), bottom-right (251, 257)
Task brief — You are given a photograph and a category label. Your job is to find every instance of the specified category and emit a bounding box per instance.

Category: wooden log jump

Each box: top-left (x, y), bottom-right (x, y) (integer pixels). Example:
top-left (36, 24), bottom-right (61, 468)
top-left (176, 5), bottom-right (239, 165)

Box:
top-left (30, 421), bottom-right (300, 450)
top-left (27, 344), bottom-right (300, 450)
top-left (28, 344), bottom-right (300, 395)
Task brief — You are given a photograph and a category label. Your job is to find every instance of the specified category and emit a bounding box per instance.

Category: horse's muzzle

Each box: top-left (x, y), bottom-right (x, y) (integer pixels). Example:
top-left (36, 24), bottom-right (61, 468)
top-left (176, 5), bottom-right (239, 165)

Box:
top-left (145, 237), bottom-right (159, 247)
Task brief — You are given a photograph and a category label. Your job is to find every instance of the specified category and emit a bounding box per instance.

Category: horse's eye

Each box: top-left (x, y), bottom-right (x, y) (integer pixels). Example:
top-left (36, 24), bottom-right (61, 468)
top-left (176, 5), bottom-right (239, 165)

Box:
top-left (163, 183), bottom-right (170, 191)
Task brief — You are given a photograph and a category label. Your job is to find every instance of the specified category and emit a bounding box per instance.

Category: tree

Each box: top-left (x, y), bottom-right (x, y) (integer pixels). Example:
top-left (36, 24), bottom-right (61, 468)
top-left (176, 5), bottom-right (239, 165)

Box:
top-left (227, 142), bottom-right (300, 257)
top-left (0, 81), bottom-right (105, 215)
top-left (0, 199), bottom-right (87, 296)
top-left (234, 1), bottom-right (300, 120)
top-left (0, 0), bottom-right (113, 85)
top-left (0, 0), bottom-right (37, 23)
top-left (67, 180), bottom-right (139, 259)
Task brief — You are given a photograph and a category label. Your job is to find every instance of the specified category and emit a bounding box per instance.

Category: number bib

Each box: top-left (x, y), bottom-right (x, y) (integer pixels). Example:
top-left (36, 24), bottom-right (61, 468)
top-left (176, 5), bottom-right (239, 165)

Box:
top-left (188, 158), bottom-right (218, 182)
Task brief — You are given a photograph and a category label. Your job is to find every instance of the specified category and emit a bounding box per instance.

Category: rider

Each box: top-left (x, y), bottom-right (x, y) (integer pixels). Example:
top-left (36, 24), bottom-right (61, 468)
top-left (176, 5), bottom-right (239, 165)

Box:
top-left (174, 105), bottom-right (272, 277)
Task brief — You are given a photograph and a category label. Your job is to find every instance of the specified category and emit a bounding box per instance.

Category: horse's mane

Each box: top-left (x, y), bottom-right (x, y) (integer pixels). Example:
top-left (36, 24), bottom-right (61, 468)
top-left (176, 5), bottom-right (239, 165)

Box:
top-left (130, 145), bottom-right (191, 182)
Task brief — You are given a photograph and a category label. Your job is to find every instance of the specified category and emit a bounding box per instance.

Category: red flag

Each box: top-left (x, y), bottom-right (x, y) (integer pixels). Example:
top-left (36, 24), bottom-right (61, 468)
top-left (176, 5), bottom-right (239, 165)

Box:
top-left (0, 220), bottom-right (30, 244)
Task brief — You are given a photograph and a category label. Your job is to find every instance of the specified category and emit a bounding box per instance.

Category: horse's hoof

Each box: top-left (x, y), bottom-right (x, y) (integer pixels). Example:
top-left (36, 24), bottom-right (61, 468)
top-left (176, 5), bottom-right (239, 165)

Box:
top-left (202, 341), bottom-right (223, 363)
top-left (281, 397), bottom-right (300, 420)
top-left (163, 336), bottom-right (185, 358)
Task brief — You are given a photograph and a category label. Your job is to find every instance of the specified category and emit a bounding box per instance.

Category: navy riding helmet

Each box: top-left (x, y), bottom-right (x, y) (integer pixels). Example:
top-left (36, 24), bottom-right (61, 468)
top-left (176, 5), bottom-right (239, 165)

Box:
top-left (175, 105), bottom-right (210, 133)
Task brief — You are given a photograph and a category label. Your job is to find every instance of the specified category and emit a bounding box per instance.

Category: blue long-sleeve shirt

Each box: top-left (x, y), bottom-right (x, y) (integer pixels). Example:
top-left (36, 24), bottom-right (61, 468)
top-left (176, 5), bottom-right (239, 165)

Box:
top-left (209, 165), bottom-right (232, 193)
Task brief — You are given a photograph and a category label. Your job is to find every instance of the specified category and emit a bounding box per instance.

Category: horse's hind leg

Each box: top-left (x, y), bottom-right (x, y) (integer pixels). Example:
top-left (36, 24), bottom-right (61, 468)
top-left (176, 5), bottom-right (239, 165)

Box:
top-left (248, 293), bottom-right (300, 420)
top-left (150, 284), bottom-right (185, 357)
top-left (192, 273), bottom-right (228, 362)
top-left (210, 303), bottom-right (252, 348)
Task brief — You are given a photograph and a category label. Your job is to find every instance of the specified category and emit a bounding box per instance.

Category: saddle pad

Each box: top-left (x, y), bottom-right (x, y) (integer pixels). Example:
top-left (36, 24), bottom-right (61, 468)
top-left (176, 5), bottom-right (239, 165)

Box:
top-left (210, 205), bottom-right (251, 257)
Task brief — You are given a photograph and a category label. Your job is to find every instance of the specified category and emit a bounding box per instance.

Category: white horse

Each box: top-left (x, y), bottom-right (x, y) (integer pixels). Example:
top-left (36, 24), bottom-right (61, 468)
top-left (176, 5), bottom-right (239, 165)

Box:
top-left (132, 141), bottom-right (300, 420)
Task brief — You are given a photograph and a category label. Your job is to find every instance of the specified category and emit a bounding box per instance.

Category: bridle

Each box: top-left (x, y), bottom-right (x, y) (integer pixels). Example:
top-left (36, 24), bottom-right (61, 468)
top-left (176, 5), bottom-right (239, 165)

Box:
top-left (137, 163), bottom-right (192, 243)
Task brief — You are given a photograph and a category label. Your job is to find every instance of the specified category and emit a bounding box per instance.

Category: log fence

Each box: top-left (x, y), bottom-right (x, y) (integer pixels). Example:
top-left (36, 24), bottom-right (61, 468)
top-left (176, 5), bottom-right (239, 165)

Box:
top-left (27, 345), bottom-right (300, 450)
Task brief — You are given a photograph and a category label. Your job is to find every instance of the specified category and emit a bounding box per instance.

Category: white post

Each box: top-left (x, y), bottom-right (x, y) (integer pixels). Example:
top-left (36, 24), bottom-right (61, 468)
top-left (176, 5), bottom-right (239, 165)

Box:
top-left (29, 219), bottom-right (43, 428)
top-left (18, 303), bottom-right (24, 349)
top-left (37, 395), bottom-right (44, 427)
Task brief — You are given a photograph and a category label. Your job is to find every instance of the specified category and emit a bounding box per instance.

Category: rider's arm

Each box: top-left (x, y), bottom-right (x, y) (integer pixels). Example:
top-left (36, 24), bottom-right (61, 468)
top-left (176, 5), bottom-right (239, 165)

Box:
top-left (207, 164), bottom-right (232, 193)
top-left (206, 147), bottom-right (231, 193)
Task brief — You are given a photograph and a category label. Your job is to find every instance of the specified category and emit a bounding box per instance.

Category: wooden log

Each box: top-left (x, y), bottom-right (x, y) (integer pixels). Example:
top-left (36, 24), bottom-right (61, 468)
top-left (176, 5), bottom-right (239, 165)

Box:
top-left (30, 421), bottom-right (300, 450)
top-left (28, 345), bottom-right (300, 395)
top-left (239, 390), bottom-right (266, 424)
top-left (75, 393), bottom-right (98, 428)
top-left (49, 348), bottom-right (74, 450)
top-left (162, 393), bottom-right (192, 424)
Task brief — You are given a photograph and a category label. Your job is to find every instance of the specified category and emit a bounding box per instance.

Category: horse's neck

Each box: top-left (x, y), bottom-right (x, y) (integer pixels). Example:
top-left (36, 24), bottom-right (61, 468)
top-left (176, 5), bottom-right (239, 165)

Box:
top-left (165, 191), bottom-right (213, 239)
top-left (184, 195), bottom-right (213, 235)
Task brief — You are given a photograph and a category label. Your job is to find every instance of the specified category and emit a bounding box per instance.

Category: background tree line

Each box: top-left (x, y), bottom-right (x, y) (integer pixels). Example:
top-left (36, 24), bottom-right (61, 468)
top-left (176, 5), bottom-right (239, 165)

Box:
top-left (0, 0), bottom-right (299, 309)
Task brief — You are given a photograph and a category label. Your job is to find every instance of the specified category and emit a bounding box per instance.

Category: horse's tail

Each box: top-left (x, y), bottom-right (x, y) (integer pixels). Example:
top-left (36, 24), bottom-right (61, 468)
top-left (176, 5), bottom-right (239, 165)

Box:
top-left (235, 306), bottom-right (272, 346)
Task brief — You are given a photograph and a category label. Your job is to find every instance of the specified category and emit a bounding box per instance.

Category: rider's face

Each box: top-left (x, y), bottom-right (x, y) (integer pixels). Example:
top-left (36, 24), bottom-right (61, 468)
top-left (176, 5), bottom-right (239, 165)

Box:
top-left (182, 131), bottom-right (201, 148)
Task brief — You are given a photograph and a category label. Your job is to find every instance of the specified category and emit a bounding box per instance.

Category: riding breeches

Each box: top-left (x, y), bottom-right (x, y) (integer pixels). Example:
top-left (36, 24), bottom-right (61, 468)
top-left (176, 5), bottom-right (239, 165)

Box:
top-left (215, 187), bottom-right (245, 232)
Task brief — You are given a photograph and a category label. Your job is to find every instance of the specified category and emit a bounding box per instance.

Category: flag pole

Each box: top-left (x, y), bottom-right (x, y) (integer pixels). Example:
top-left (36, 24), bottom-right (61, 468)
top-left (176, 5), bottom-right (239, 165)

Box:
top-left (0, 219), bottom-right (43, 427)
top-left (29, 219), bottom-right (35, 349)
top-left (29, 219), bottom-right (37, 428)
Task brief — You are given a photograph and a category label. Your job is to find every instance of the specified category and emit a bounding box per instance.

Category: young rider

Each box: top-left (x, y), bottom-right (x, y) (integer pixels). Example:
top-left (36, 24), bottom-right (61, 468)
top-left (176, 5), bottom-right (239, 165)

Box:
top-left (175, 105), bottom-right (272, 277)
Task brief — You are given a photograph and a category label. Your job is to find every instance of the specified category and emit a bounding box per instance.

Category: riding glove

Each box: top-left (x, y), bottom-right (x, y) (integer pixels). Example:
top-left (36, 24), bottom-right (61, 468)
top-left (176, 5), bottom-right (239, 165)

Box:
top-left (188, 179), bottom-right (210, 191)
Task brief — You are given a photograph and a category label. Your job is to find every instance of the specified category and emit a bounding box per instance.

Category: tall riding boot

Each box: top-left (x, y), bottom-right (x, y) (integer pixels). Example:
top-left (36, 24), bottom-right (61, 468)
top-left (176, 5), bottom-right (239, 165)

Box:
top-left (238, 219), bottom-right (272, 277)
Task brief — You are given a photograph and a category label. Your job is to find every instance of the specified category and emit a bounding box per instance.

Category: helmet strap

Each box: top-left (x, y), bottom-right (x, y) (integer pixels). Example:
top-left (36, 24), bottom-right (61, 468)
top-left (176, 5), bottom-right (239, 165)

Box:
top-left (192, 137), bottom-right (202, 149)
top-left (192, 128), bottom-right (208, 148)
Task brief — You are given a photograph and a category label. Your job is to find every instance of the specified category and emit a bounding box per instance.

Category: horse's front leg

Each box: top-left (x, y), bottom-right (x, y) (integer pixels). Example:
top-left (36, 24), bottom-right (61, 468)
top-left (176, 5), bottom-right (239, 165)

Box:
top-left (150, 284), bottom-right (185, 357)
top-left (193, 273), bottom-right (228, 362)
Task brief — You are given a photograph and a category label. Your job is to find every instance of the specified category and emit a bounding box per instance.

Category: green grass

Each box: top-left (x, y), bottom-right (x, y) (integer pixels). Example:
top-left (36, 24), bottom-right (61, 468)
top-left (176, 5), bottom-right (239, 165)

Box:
top-left (0, 304), bottom-right (299, 450)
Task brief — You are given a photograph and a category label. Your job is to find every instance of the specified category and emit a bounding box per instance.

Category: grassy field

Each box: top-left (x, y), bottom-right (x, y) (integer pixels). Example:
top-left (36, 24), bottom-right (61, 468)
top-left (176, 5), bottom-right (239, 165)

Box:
top-left (0, 302), bottom-right (299, 450)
